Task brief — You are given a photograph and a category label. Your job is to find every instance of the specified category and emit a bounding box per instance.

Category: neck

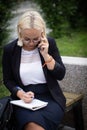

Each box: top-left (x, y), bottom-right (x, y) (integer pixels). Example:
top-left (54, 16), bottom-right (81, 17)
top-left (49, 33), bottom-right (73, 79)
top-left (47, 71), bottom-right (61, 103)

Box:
top-left (22, 46), bottom-right (36, 51)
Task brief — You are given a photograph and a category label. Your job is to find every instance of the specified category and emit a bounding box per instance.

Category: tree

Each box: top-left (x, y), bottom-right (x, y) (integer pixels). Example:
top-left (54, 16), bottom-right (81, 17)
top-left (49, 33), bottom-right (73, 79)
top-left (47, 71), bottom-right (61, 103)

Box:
top-left (34, 0), bottom-right (87, 37)
top-left (0, 0), bottom-right (24, 46)
top-left (0, 0), bottom-right (14, 46)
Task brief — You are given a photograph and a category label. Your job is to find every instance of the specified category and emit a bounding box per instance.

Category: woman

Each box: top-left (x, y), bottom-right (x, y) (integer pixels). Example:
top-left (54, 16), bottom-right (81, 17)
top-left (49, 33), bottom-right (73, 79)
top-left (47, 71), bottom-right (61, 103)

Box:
top-left (2, 10), bottom-right (66, 130)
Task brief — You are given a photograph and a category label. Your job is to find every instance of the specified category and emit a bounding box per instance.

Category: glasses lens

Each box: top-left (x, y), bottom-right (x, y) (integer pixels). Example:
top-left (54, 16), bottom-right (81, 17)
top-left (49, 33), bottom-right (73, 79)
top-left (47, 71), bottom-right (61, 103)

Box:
top-left (23, 37), bottom-right (41, 44)
top-left (33, 38), bottom-right (41, 43)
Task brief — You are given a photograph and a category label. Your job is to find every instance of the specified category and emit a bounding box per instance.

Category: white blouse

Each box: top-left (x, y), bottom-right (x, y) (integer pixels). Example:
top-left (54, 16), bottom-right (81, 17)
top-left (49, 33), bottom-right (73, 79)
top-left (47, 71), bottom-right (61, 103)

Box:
top-left (20, 48), bottom-right (46, 85)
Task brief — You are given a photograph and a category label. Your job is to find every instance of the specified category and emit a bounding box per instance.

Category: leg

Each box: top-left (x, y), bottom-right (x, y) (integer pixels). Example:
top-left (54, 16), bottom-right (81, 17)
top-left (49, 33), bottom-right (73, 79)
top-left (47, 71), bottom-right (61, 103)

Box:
top-left (24, 122), bottom-right (45, 130)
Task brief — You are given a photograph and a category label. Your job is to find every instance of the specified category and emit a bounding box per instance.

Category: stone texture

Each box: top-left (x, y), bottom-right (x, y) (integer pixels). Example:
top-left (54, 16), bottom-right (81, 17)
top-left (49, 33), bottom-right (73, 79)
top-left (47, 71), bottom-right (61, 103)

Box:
top-left (59, 57), bottom-right (87, 130)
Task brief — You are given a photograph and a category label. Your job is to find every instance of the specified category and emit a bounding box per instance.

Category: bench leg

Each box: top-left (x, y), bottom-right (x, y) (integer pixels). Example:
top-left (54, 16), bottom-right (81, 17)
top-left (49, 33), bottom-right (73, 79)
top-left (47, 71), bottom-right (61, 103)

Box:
top-left (73, 100), bottom-right (84, 130)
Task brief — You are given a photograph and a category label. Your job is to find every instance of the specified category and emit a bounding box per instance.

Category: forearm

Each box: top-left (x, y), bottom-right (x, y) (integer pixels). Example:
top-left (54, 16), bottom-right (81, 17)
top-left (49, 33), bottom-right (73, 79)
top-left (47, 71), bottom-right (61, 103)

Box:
top-left (43, 53), bottom-right (65, 80)
top-left (43, 54), bottom-right (55, 70)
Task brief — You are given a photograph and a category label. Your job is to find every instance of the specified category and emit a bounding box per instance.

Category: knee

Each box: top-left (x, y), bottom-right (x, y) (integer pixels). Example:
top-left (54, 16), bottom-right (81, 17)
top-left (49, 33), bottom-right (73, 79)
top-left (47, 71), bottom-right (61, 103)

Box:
top-left (24, 122), bottom-right (45, 130)
top-left (26, 122), bottom-right (35, 127)
top-left (24, 122), bottom-right (34, 130)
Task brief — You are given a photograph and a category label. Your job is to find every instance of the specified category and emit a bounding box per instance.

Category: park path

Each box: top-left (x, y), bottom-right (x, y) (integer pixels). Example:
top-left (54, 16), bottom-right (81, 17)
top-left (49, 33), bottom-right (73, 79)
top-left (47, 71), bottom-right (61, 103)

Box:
top-left (8, 0), bottom-right (40, 42)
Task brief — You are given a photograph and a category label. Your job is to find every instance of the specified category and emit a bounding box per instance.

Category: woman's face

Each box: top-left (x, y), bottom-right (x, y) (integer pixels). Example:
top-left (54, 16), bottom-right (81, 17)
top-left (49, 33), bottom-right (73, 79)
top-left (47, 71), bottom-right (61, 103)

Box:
top-left (21, 28), bottom-right (42, 51)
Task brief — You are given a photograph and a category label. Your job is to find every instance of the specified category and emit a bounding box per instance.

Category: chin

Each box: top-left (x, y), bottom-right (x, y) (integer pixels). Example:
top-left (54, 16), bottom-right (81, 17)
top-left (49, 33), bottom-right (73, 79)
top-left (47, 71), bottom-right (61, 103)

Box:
top-left (28, 46), bottom-right (36, 50)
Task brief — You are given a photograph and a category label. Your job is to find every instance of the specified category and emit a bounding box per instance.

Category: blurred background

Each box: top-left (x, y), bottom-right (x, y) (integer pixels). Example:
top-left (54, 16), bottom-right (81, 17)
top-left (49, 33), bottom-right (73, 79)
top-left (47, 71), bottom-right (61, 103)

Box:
top-left (0, 0), bottom-right (87, 99)
top-left (0, 0), bottom-right (87, 98)
top-left (0, 0), bottom-right (87, 129)
top-left (0, 0), bottom-right (87, 58)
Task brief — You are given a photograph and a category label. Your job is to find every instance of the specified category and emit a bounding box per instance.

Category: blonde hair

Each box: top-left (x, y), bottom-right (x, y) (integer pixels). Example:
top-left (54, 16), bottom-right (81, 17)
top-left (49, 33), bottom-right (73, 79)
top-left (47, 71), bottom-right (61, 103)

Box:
top-left (17, 10), bottom-right (46, 46)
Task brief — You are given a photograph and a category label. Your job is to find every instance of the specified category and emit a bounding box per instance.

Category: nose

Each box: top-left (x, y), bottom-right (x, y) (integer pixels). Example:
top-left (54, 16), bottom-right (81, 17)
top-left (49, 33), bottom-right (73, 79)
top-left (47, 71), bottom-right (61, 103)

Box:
top-left (29, 40), bottom-right (34, 45)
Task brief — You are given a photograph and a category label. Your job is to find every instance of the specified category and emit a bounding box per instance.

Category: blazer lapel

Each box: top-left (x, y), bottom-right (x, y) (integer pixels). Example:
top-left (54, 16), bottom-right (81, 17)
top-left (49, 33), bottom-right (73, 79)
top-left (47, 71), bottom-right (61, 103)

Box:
top-left (12, 45), bottom-right (23, 86)
top-left (39, 51), bottom-right (47, 80)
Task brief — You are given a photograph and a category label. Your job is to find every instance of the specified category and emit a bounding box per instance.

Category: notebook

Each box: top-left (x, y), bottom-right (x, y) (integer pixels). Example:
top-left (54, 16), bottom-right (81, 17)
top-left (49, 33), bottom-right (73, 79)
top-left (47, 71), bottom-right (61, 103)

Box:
top-left (10, 99), bottom-right (48, 111)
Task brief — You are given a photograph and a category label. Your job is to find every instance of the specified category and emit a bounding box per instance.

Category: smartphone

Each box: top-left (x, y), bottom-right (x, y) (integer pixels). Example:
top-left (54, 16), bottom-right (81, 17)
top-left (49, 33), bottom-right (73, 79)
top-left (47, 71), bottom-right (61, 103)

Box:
top-left (35, 40), bottom-right (41, 51)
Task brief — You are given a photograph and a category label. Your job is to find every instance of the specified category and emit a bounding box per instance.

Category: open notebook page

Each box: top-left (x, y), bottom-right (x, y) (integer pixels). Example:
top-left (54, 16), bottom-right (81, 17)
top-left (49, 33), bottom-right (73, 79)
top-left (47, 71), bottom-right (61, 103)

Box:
top-left (10, 99), bottom-right (48, 111)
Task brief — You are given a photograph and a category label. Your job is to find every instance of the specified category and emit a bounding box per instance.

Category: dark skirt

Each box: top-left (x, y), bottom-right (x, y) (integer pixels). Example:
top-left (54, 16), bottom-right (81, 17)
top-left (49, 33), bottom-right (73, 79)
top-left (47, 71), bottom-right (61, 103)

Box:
top-left (13, 83), bottom-right (64, 130)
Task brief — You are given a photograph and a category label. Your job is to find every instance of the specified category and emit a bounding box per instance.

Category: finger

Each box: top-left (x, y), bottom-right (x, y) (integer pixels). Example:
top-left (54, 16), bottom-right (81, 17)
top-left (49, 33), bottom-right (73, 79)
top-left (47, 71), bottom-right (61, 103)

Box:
top-left (27, 91), bottom-right (33, 94)
top-left (26, 91), bottom-right (34, 96)
top-left (23, 97), bottom-right (33, 103)
top-left (40, 45), bottom-right (47, 51)
top-left (38, 42), bottom-right (47, 48)
top-left (41, 37), bottom-right (47, 42)
top-left (23, 93), bottom-right (29, 97)
top-left (22, 94), bottom-right (34, 103)
top-left (26, 91), bottom-right (34, 98)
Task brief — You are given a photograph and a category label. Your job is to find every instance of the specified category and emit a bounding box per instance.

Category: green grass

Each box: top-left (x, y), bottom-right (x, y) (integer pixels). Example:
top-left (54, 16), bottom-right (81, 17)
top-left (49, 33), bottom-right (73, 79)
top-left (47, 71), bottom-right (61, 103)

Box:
top-left (0, 63), bottom-right (10, 98)
top-left (0, 84), bottom-right (10, 98)
top-left (56, 31), bottom-right (87, 57)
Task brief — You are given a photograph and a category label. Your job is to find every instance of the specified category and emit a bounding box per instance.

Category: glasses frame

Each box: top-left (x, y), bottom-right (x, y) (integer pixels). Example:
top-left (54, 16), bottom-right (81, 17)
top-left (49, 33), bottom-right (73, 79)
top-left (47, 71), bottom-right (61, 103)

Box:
top-left (22, 37), bottom-right (41, 44)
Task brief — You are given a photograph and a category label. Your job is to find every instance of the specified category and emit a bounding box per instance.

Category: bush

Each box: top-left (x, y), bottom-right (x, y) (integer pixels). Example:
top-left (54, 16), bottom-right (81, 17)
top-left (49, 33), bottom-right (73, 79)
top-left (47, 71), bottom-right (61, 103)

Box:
top-left (34, 0), bottom-right (87, 38)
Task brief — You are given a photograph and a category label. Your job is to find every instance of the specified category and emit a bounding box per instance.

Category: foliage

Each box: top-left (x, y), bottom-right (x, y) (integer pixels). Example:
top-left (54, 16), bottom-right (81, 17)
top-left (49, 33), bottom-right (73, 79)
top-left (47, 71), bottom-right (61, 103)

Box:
top-left (56, 31), bottom-right (87, 57)
top-left (34, 0), bottom-right (87, 38)
top-left (0, 0), bottom-right (24, 47)
top-left (0, 84), bottom-right (10, 98)
top-left (0, 0), bottom-right (14, 45)
top-left (0, 0), bottom-right (26, 63)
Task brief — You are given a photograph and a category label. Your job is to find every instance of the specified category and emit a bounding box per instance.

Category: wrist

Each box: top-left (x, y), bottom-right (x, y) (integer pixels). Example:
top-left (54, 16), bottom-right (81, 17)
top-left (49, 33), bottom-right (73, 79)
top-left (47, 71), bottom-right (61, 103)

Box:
top-left (43, 54), bottom-right (51, 61)
top-left (17, 90), bottom-right (25, 99)
top-left (43, 55), bottom-right (53, 67)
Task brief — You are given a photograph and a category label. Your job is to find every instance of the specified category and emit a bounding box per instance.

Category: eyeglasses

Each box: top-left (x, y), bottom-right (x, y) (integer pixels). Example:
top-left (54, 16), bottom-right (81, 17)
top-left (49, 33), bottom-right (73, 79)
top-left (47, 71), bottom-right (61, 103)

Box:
top-left (22, 37), bottom-right (41, 44)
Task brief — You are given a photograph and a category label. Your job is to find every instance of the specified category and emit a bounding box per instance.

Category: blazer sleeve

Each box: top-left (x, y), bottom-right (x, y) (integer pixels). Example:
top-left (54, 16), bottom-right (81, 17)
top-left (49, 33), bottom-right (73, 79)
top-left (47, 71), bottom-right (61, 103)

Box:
top-left (2, 44), bottom-right (19, 97)
top-left (48, 37), bottom-right (66, 80)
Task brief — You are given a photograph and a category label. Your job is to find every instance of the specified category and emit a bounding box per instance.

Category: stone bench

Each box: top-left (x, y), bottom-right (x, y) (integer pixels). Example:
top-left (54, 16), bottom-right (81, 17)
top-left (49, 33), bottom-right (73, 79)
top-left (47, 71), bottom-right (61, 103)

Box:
top-left (58, 92), bottom-right (84, 130)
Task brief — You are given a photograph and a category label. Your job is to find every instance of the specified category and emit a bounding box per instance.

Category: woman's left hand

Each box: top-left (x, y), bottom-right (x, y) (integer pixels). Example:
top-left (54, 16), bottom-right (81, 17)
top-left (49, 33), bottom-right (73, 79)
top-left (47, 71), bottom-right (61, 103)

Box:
top-left (38, 35), bottom-right (49, 58)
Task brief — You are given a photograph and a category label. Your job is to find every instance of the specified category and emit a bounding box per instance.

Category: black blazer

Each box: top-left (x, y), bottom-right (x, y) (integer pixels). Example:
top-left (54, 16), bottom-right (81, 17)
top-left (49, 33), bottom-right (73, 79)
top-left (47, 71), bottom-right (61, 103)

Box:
top-left (2, 37), bottom-right (66, 111)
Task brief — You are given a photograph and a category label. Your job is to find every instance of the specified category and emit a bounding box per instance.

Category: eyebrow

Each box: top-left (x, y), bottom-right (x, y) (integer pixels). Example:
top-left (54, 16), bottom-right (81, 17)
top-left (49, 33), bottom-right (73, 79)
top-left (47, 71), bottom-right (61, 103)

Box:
top-left (24, 36), bottom-right (40, 39)
top-left (33, 37), bottom-right (39, 40)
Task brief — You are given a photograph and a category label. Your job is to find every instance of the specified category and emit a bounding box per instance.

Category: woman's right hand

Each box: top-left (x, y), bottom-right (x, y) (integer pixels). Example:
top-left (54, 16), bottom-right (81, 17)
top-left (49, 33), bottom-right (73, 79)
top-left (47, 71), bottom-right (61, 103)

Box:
top-left (17, 90), bottom-right (34, 103)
